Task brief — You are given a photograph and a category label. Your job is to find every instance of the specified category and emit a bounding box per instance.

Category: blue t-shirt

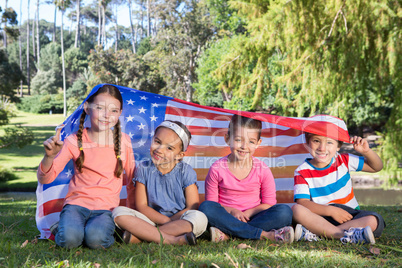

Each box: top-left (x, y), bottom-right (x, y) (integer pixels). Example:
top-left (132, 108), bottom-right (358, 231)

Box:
top-left (133, 160), bottom-right (198, 217)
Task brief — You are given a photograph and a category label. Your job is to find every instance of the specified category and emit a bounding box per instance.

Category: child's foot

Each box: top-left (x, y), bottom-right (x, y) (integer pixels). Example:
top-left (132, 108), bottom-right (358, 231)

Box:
top-left (210, 227), bottom-right (229, 243)
top-left (273, 226), bottom-right (294, 243)
top-left (294, 224), bottom-right (321, 242)
top-left (184, 232), bottom-right (197, 245)
top-left (340, 226), bottom-right (375, 244)
top-left (122, 230), bottom-right (132, 244)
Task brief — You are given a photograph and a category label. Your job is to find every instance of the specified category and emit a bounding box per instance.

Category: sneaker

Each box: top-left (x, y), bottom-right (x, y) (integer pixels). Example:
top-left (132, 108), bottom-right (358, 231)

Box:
top-left (122, 230), bottom-right (132, 244)
top-left (294, 224), bottom-right (321, 242)
top-left (49, 221), bottom-right (59, 236)
top-left (340, 226), bottom-right (375, 244)
top-left (210, 227), bottom-right (229, 243)
top-left (274, 226), bottom-right (294, 243)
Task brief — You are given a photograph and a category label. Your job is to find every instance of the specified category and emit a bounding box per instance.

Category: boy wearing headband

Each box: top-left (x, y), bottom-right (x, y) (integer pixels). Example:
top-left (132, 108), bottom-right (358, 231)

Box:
top-left (113, 120), bottom-right (207, 245)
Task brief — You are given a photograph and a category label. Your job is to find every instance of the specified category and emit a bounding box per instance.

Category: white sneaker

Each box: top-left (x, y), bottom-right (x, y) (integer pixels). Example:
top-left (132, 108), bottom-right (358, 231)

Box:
top-left (340, 226), bottom-right (375, 244)
top-left (210, 227), bottom-right (229, 243)
top-left (273, 226), bottom-right (294, 243)
top-left (294, 224), bottom-right (321, 242)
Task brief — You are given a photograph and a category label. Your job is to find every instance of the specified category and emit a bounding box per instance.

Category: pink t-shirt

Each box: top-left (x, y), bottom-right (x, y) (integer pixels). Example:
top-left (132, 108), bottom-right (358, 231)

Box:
top-left (37, 128), bottom-right (135, 211)
top-left (204, 156), bottom-right (277, 211)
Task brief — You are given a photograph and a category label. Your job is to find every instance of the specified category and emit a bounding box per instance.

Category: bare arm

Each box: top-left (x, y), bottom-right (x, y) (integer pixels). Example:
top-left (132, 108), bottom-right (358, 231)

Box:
top-left (170, 183), bottom-right (199, 221)
top-left (134, 182), bottom-right (171, 224)
top-left (297, 199), bottom-right (352, 224)
top-left (350, 136), bottom-right (383, 172)
top-left (243, 203), bottom-right (272, 220)
top-left (38, 127), bottom-right (64, 184)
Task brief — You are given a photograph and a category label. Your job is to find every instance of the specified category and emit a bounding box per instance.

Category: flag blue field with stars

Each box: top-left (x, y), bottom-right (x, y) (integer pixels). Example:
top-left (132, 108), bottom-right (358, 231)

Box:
top-left (36, 84), bottom-right (351, 239)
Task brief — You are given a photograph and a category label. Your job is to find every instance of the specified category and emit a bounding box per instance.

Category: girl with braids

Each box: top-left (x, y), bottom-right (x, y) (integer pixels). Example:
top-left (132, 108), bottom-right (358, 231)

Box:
top-left (113, 120), bottom-right (207, 245)
top-left (37, 85), bottom-right (135, 249)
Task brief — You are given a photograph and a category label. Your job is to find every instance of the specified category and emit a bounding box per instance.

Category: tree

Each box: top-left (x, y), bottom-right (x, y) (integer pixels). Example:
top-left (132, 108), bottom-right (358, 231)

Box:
top-left (151, 0), bottom-right (215, 102)
top-left (127, 0), bottom-right (136, 53)
top-left (0, 49), bottom-right (24, 101)
top-left (1, 4), bottom-right (19, 48)
top-left (54, 0), bottom-right (72, 117)
top-left (74, 0), bottom-right (81, 48)
top-left (203, 0), bottom-right (401, 171)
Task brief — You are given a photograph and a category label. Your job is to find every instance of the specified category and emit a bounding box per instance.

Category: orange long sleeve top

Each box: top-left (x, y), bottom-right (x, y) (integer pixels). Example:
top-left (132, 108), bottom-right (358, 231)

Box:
top-left (37, 128), bottom-right (135, 211)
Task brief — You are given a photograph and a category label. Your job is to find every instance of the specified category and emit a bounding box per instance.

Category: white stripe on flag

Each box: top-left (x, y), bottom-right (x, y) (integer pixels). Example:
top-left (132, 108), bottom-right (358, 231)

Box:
top-left (182, 154), bottom-right (310, 169)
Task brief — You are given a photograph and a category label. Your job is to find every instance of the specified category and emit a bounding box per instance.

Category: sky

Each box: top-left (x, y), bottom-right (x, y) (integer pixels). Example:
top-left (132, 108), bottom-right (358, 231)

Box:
top-left (1, 0), bottom-right (132, 29)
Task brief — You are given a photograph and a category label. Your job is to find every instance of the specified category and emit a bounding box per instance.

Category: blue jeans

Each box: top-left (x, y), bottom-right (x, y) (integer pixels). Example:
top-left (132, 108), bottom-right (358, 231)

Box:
top-left (199, 201), bottom-right (293, 239)
top-left (55, 204), bottom-right (115, 249)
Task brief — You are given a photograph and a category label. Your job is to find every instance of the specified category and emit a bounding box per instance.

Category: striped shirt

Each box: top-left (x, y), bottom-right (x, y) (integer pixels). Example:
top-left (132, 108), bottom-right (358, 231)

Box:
top-left (293, 153), bottom-right (364, 209)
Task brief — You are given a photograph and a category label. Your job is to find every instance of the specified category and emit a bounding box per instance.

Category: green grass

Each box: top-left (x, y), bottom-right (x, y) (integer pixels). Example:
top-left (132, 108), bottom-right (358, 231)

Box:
top-left (0, 198), bottom-right (400, 267)
top-left (0, 111), bottom-right (66, 191)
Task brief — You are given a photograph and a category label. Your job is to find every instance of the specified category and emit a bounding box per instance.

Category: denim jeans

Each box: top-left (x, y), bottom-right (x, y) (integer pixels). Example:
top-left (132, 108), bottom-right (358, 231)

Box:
top-left (199, 201), bottom-right (293, 239)
top-left (55, 204), bottom-right (115, 249)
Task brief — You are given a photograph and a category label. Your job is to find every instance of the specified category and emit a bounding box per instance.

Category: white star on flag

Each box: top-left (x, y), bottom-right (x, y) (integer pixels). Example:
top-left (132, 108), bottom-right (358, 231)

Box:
top-left (138, 123), bottom-right (146, 130)
top-left (150, 131), bottom-right (155, 137)
top-left (140, 96), bottom-right (148, 100)
top-left (150, 115), bottom-right (158, 121)
top-left (126, 115), bottom-right (134, 122)
top-left (128, 132), bottom-right (134, 139)
top-left (137, 140), bottom-right (146, 147)
top-left (65, 169), bottom-right (73, 178)
top-left (139, 107), bottom-right (146, 113)
top-left (127, 99), bottom-right (135, 105)
top-left (151, 103), bottom-right (159, 108)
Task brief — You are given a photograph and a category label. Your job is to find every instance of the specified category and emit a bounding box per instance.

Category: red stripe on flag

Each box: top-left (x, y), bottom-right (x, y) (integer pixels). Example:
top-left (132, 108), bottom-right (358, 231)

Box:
top-left (40, 199), bottom-right (65, 217)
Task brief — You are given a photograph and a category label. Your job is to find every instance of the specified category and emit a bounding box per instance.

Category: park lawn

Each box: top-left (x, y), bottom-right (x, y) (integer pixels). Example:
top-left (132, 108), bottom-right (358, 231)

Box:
top-left (0, 111), bottom-right (66, 191)
top-left (0, 197), bottom-right (400, 267)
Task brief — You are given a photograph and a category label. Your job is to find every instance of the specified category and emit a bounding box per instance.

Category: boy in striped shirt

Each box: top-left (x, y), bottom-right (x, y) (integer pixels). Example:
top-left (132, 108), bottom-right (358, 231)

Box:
top-left (292, 120), bottom-right (385, 244)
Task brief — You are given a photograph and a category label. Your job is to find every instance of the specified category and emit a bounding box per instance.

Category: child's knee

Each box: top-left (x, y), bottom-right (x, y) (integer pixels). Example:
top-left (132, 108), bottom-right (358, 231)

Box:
top-left (84, 227), bottom-right (115, 249)
top-left (181, 210), bottom-right (208, 237)
top-left (292, 204), bottom-right (309, 219)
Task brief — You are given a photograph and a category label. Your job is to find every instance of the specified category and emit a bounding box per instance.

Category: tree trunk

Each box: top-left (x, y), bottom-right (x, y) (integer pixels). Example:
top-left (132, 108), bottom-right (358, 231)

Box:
top-left (102, 4), bottom-right (106, 47)
top-left (61, 11), bottom-right (67, 117)
top-left (3, 0), bottom-right (7, 48)
top-left (147, 0), bottom-right (150, 37)
top-left (36, 0), bottom-right (40, 68)
top-left (53, 5), bottom-right (56, 42)
top-left (19, 0), bottom-right (23, 97)
top-left (128, 0), bottom-right (136, 53)
top-left (74, 0), bottom-right (81, 48)
top-left (186, 57), bottom-right (194, 102)
top-left (97, 1), bottom-right (101, 46)
top-left (114, 4), bottom-right (118, 52)
top-left (32, 12), bottom-right (36, 59)
top-left (27, 0), bottom-right (30, 95)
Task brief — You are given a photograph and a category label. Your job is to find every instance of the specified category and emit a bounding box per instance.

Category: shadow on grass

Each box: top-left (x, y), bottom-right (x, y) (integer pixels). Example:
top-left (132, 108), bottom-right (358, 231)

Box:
top-left (0, 126), bottom-right (55, 158)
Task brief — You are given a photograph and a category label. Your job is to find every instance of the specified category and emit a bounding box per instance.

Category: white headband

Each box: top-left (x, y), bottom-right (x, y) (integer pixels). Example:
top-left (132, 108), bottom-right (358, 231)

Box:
top-left (158, 121), bottom-right (190, 151)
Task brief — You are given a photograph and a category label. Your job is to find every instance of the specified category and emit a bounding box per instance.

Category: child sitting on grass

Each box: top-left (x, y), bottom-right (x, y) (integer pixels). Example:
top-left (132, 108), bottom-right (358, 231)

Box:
top-left (199, 114), bottom-right (294, 243)
top-left (293, 115), bottom-right (385, 244)
top-left (112, 120), bottom-right (207, 245)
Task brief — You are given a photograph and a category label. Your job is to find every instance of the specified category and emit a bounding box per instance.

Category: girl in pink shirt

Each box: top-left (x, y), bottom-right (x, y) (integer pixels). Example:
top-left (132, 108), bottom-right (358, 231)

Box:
top-left (199, 114), bottom-right (294, 243)
top-left (37, 85), bottom-right (135, 249)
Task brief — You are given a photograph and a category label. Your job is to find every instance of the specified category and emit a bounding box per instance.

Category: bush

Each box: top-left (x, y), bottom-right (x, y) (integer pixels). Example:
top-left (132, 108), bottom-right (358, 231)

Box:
top-left (17, 94), bottom-right (64, 114)
top-left (31, 70), bottom-right (59, 95)
top-left (0, 126), bottom-right (34, 149)
top-left (0, 166), bottom-right (19, 182)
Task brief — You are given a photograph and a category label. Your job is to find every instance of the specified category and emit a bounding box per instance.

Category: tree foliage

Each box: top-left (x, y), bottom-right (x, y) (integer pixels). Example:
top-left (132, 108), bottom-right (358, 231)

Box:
top-left (198, 0), bottom-right (401, 169)
top-left (0, 49), bottom-right (24, 101)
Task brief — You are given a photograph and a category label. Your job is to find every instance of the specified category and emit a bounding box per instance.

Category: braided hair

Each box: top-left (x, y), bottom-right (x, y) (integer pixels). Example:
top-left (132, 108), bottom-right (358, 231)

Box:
top-left (75, 85), bottom-right (124, 177)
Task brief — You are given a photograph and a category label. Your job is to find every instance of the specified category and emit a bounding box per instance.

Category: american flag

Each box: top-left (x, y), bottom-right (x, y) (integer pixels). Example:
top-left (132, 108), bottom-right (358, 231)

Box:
top-left (35, 84), bottom-right (350, 239)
